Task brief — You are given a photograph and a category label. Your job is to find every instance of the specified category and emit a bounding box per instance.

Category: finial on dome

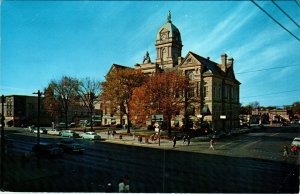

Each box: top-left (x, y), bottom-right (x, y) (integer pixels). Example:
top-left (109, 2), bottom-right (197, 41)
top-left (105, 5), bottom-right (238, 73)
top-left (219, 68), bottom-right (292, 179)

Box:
top-left (167, 10), bottom-right (171, 23)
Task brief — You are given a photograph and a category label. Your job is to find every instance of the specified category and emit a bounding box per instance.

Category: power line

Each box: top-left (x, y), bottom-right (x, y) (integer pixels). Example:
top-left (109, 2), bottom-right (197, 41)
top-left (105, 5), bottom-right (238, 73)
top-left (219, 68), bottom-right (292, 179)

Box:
top-left (251, 0), bottom-right (300, 42)
top-left (271, 0), bottom-right (300, 29)
top-left (295, 0), bottom-right (300, 8)
top-left (236, 64), bottom-right (300, 74)
top-left (240, 89), bottom-right (300, 99)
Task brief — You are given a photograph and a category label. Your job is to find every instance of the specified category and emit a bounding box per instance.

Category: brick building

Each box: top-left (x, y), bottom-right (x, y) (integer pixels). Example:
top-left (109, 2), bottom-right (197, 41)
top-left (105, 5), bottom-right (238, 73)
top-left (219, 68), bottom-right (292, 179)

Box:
top-left (102, 12), bottom-right (241, 131)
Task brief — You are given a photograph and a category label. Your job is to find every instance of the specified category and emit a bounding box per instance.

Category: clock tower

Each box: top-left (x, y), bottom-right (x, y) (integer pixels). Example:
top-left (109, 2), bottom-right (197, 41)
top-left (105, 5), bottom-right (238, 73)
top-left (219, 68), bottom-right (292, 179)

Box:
top-left (155, 11), bottom-right (183, 69)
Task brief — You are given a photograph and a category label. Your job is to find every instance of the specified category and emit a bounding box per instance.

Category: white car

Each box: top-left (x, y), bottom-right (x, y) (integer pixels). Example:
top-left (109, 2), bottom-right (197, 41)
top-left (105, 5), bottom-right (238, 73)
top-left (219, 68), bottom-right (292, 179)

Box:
top-left (47, 129), bottom-right (61, 136)
top-left (291, 137), bottom-right (300, 148)
top-left (80, 132), bottom-right (101, 140)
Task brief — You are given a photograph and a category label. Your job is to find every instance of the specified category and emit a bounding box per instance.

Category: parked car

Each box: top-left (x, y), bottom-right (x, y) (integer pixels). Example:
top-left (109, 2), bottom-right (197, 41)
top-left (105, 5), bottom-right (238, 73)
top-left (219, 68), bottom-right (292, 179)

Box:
top-left (68, 122), bottom-right (76, 128)
top-left (47, 129), bottom-right (61, 136)
top-left (290, 120), bottom-right (299, 126)
top-left (57, 139), bottom-right (84, 153)
top-left (291, 137), bottom-right (300, 148)
top-left (33, 127), bottom-right (47, 134)
top-left (32, 142), bottom-right (63, 156)
top-left (27, 126), bottom-right (36, 133)
top-left (56, 122), bottom-right (66, 129)
top-left (61, 130), bottom-right (80, 138)
top-left (80, 132), bottom-right (101, 140)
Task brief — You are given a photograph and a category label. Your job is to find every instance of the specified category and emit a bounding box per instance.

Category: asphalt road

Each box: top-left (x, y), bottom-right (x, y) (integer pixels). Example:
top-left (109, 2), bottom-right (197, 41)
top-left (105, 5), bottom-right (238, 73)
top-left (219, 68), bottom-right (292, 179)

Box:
top-left (1, 126), bottom-right (299, 193)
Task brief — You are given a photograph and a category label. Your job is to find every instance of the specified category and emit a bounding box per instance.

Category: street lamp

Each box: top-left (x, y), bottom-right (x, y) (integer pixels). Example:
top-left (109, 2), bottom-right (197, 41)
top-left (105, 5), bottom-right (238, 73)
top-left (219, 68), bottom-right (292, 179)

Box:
top-left (33, 90), bottom-right (43, 145)
top-left (220, 115), bottom-right (226, 132)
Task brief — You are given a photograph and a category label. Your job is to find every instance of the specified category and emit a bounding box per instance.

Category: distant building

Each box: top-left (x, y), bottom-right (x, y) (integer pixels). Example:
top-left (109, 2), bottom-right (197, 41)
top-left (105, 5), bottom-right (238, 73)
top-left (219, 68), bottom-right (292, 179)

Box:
top-left (0, 95), bottom-right (51, 127)
top-left (102, 12), bottom-right (241, 131)
top-left (252, 108), bottom-right (292, 123)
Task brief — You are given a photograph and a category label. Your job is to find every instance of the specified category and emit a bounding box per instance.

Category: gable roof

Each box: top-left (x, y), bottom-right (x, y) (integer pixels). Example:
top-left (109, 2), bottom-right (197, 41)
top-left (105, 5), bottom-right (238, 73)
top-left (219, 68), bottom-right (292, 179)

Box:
top-left (182, 51), bottom-right (224, 76)
top-left (106, 64), bottom-right (132, 77)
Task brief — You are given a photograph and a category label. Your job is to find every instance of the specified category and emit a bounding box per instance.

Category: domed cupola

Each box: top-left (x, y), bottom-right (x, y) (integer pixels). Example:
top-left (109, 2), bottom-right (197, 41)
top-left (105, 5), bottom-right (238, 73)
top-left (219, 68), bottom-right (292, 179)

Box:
top-left (155, 11), bottom-right (183, 69)
top-left (156, 11), bottom-right (182, 42)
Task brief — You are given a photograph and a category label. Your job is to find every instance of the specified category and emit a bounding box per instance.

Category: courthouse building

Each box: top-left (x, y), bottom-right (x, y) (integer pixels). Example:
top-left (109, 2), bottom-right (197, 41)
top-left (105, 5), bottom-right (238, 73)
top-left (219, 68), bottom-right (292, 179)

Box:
top-left (102, 12), bottom-right (240, 131)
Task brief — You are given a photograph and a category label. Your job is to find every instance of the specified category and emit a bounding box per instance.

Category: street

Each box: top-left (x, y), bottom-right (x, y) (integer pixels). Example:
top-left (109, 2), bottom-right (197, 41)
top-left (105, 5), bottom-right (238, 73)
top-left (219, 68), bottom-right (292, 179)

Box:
top-left (1, 126), bottom-right (299, 192)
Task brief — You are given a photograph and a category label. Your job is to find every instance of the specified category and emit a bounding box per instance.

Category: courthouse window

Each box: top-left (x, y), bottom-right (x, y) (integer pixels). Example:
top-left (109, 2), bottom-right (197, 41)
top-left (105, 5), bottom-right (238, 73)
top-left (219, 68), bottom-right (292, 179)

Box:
top-left (203, 86), bottom-right (208, 98)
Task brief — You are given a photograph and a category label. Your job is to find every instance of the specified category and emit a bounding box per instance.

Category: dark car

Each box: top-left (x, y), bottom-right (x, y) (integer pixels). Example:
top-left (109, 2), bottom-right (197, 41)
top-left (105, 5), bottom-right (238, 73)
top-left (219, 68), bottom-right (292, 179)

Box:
top-left (57, 139), bottom-right (85, 153)
top-left (32, 142), bottom-right (63, 157)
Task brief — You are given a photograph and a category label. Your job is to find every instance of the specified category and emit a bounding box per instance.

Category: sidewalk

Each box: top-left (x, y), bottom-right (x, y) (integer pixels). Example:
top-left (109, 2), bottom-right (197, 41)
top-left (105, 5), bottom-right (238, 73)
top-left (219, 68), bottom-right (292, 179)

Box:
top-left (98, 130), bottom-right (209, 150)
top-left (97, 130), bottom-right (300, 164)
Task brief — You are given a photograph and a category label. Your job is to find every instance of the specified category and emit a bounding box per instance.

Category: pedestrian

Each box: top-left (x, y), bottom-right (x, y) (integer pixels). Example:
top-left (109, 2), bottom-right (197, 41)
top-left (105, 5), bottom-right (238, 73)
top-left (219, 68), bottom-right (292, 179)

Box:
top-left (123, 175), bottom-right (130, 192)
top-left (107, 130), bottom-right (110, 139)
top-left (118, 179), bottom-right (125, 193)
top-left (187, 135), bottom-right (191, 146)
top-left (283, 145), bottom-right (289, 157)
top-left (132, 132), bottom-right (135, 140)
top-left (209, 139), bottom-right (215, 150)
top-left (105, 183), bottom-right (113, 192)
top-left (173, 135), bottom-right (177, 148)
top-left (183, 135), bottom-right (187, 144)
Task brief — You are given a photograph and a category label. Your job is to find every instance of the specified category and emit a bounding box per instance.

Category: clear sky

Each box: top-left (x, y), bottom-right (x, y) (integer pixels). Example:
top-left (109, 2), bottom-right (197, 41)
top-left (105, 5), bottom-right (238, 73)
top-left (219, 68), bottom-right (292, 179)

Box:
top-left (1, 1), bottom-right (300, 107)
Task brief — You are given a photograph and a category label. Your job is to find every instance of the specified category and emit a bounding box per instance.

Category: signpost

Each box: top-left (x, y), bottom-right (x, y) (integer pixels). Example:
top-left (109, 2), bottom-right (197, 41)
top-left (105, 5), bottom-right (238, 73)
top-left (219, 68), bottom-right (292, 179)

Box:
top-left (151, 114), bottom-right (163, 146)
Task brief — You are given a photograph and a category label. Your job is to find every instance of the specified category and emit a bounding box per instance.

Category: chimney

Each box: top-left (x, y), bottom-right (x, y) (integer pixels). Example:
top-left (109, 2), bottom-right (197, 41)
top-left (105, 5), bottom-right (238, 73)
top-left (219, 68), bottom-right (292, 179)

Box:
top-left (220, 53), bottom-right (227, 72)
top-left (228, 57), bottom-right (234, 68)
top-left (221, 53), bottom-right (227, 66)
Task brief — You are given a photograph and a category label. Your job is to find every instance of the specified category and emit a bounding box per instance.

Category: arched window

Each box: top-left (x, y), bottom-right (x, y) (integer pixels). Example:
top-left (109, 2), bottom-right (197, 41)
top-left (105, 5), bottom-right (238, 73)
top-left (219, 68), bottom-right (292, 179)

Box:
top-left (161, 48), bottom-right (167, 61)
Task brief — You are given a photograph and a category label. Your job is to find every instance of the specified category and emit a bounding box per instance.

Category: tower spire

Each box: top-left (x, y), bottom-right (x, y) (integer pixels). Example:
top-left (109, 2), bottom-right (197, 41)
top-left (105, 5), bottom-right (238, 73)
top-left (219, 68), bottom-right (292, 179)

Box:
top-left (167, 10), bottom-right (171, 23)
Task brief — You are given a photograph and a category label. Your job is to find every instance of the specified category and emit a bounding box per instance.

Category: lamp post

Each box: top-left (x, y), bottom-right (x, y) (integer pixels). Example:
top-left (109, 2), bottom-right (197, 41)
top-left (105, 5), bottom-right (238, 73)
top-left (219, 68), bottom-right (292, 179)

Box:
top-left (33, 90), bottom-right (43, 145)
top-left (197, 114), bottom-right (203, 131)
top-left (220, 115), bottom-right (226, 132)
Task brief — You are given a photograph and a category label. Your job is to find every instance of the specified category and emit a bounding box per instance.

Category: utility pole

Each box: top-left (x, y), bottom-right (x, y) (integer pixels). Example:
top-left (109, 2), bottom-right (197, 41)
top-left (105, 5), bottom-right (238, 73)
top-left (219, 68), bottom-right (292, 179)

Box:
top-left (33, 90), bottom-right (43, 145)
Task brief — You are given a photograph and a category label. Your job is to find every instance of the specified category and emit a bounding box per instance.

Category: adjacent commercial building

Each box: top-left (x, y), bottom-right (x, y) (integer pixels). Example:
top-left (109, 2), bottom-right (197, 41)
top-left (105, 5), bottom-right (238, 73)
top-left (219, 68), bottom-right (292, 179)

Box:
top-left (0, 95), bottom-right (50, 127)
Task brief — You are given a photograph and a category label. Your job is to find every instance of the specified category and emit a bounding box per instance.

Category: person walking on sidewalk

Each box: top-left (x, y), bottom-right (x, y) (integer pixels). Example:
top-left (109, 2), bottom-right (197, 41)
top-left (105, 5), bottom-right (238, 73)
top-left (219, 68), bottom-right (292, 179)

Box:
top-left (187, 135), bottom-right (191, 146)
top-left (283, 145), bottom-right (289, 157)
top-left (173, 135), bottom-right (177, 148)
top-left (209, 139), bottom-right (215, 150)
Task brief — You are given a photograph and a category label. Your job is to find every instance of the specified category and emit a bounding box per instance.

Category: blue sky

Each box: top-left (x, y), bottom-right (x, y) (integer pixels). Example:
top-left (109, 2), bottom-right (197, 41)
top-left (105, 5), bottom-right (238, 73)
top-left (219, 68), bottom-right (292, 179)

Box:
top-left (1, 1), bottom-right (299, 107)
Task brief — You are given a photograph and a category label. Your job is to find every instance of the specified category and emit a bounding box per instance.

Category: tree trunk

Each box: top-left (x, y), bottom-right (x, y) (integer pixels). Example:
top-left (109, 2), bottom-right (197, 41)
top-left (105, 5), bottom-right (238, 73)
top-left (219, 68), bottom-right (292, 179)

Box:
top-left (126, 102), bottom-right (130, 134)
top-left (167, 114), bottom-right (171, 136)
top-left (64, 110), bottom-right (68, 130)
top-left (90, 108), bottom-right (94, 131)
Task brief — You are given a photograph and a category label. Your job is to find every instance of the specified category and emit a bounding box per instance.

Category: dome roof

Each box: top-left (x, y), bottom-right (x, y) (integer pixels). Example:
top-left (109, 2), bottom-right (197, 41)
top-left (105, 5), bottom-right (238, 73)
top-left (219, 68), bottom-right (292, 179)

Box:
top-left (156, 11), bottom-right (181, 42)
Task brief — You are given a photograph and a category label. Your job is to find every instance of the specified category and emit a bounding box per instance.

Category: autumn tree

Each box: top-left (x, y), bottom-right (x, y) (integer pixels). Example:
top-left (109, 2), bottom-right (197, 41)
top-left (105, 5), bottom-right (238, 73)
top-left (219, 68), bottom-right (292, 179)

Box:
top-left (129, 71), bottom-right (190, 135)
top-left (43, 85), bottom-right (61, 124)
top-left (77, 77), bottom-right (102, 131)
top-left (101, 68), bottom-right (147, 133)
top-left (46, 76), bottom-right (79, 129)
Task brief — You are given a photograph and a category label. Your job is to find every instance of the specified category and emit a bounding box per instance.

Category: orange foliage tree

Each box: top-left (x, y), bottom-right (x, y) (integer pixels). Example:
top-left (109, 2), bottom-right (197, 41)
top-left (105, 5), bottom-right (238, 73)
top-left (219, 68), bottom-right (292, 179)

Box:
top-left (101, 68), bottom-right (147, 133)
top-left (43, 85), bottom-right (61, 124)
top-left (129, 71), bottom-right (191, 135)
